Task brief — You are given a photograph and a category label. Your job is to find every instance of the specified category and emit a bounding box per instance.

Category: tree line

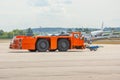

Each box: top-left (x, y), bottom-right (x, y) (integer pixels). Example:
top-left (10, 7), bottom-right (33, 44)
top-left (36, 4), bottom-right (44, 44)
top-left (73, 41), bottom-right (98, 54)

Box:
top-left (0, 27), bottom-right (95, 39)
top-left (0, 28), bottom-right (33, 39)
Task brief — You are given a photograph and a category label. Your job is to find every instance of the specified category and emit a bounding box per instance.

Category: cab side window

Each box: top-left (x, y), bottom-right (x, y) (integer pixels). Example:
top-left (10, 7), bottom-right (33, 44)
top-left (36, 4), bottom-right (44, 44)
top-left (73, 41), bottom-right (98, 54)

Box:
top-left (74, 34), bottom-right (79, 38)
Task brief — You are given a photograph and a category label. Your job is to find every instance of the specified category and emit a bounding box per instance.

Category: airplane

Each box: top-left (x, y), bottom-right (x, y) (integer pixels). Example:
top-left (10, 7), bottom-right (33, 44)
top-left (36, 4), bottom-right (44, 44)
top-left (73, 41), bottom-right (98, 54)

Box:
top-left (91, 22), bottom-right (104, 37)
top-left (83, 22), bottom-right (109, 44)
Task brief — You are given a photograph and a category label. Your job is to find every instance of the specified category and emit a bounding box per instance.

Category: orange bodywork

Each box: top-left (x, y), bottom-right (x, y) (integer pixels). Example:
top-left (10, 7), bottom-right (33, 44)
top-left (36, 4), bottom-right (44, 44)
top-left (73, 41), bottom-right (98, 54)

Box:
top-left (10, 32), bottom-right (85, 51)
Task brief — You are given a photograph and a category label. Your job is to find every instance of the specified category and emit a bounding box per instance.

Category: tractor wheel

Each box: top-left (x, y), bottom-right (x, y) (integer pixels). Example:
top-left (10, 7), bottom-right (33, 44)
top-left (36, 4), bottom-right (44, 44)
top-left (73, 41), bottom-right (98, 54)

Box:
top-left (58, 39), bottom-right (69, 52)
top-left (37, 39), bottom-right (49, 52)
top-left (90, 48), bottom-right (93, 51)
top-left (94, 48), bottom-right (97, 51)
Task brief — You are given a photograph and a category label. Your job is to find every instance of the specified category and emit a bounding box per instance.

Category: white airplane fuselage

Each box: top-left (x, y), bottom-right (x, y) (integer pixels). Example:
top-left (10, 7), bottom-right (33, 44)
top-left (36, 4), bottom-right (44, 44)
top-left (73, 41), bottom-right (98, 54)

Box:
top-left (91, 30), bottom-right (104, 37)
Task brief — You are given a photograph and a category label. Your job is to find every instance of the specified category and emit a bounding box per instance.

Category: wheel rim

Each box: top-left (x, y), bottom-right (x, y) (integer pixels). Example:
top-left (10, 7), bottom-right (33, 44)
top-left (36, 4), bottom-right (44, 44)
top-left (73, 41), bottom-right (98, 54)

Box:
top-left (58, 39), bottom-right (69, 51)
top-left (40, 42), bottom-right (47, 49)
top-left (61, 42), bottom-right (67, 48)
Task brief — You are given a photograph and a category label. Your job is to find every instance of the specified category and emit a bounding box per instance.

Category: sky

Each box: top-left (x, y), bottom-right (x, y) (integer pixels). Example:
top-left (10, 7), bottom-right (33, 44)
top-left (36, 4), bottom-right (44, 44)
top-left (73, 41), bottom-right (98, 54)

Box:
top-left (0, 0), bottom-right (120, 31)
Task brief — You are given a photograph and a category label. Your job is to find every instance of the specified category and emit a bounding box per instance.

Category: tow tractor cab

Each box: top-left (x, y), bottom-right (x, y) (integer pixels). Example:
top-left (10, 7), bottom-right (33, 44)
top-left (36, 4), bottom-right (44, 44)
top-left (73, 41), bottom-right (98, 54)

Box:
top-left (10, 32), bottom-right (85, 52)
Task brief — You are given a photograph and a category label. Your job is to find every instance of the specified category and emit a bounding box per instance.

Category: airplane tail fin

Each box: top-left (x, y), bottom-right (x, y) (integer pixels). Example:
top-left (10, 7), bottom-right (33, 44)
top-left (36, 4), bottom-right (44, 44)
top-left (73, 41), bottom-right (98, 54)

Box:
top-left (101, 21), bottom-right (104, 30)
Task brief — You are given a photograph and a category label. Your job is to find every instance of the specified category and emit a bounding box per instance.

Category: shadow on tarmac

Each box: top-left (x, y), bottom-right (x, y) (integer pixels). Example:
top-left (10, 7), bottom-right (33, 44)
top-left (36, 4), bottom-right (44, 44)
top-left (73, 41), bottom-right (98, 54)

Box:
top-left (8, 50), bottom-right (88, 53)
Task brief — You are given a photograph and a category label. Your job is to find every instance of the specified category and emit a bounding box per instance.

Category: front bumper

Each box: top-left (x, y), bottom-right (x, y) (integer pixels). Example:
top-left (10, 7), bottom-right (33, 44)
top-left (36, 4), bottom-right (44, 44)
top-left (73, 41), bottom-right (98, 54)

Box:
top-left (9, 43), bottom-right (22, 49)
top-left (9, 38), bottom-right (22, 49)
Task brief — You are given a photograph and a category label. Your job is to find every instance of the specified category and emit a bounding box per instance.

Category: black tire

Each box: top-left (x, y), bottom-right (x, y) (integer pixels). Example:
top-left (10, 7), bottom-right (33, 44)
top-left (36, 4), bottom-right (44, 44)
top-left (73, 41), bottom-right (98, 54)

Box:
top-left (90, 49), bottom-right (93, 51)
top-left (58, 39), bottom-right (69, 52)
top-left (90, 48), bottom-right (93, 51)
top-left (36, 39), bottom-right (49, 52)
top-left (94, 48), bottom-right (97, 51)
top-left (28, 50), bottom-right (36, 52)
